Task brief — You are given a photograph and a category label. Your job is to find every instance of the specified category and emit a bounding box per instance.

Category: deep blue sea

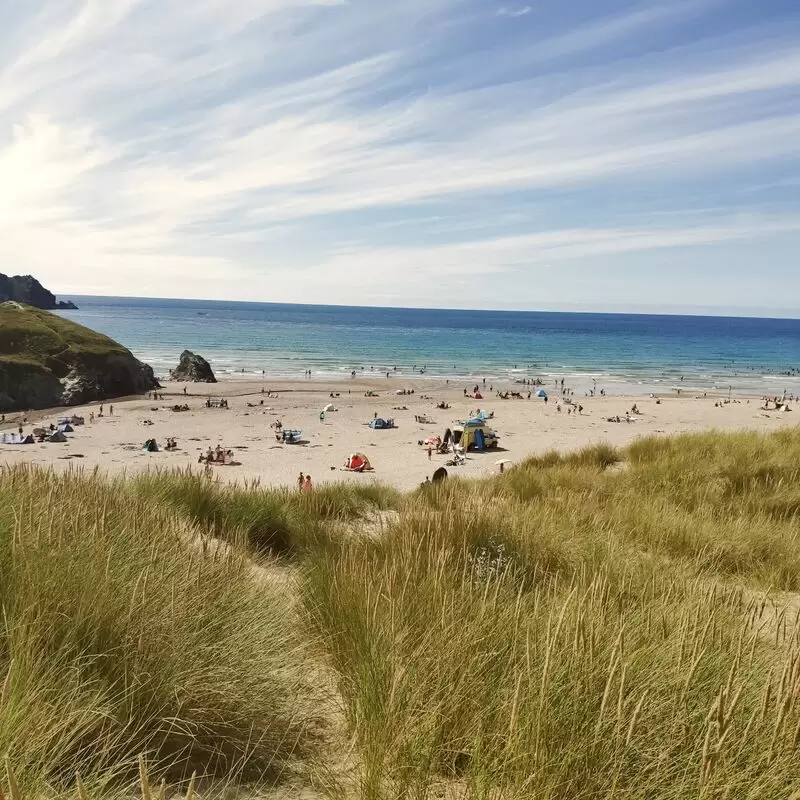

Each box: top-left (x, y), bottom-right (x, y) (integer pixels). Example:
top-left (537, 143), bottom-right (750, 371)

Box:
top-left (58, 296), bottom-right (800, 396)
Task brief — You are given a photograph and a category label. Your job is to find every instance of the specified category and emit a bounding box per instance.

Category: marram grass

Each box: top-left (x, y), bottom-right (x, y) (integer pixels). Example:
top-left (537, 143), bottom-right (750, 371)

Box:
top-left (2, 426), bottom-right (800, 798)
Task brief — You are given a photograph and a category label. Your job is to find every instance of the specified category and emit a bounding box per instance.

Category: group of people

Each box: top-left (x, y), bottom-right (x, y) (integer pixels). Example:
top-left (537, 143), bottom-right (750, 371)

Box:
top-left (606, 413), bottom-right (634, 424)
top-left (199, 445), bottom-right (235, 464)
top-left (297, 472), bottom-right (313, 492)
top-left (761, 396), bottom-right (793, 411)
top-left (148, 392), bottom-right (165, 401)
top-left (205, 398), bottom-right (230, 408)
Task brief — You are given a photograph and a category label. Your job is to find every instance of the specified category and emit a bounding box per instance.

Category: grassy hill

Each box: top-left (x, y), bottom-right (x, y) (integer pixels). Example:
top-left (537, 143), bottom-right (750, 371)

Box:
top-left (1, 428), bottom-right (799, 798)
top-left (0, 303), bottom-right (156, 410)
top-left (0, 303), bottom-right (127, 365)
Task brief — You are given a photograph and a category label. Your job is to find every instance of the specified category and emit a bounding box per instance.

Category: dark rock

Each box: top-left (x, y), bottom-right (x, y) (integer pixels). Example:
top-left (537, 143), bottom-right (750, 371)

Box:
top-left (0, 274), bottom-right (78, 310)
top-left (170, 350), bottom-right (217, 383)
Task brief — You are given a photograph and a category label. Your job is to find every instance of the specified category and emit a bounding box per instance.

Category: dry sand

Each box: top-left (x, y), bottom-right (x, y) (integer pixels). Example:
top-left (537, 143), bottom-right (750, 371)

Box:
top-left (0, 379), bottom-right (795, 491)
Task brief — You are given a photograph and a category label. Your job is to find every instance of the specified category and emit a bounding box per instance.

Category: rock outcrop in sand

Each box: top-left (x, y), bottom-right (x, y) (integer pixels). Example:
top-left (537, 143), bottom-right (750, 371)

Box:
top-left (170, 350), bottom-right (217, 383)
top-left (0, 302), bottom-right (158, 412)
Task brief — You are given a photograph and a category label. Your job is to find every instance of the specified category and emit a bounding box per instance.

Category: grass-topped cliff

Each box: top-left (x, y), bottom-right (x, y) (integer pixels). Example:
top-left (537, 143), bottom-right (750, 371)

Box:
top-left (0, 302), bottom-right (157, 411)
top-left (1, 427), bottom-right (799, 798)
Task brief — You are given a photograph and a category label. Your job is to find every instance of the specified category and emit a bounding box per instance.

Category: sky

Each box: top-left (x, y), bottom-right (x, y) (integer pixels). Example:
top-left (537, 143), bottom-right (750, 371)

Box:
top-left (1, 0), bottom-right (799, 315)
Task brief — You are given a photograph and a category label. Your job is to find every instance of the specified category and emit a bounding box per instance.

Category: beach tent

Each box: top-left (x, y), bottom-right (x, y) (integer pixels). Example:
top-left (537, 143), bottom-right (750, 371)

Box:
top-left (281, 429), bottom-right (303, 444)
top-left (345, 453), bottom-right (372, 472)
top-left (432, 467), bottom-right (448, 483)
top-left (47, 431), bottom-right (68, 443)
top-left (535, 389), bottom-right (547, 398)
top-left (368, 418), bottom-right (395, 430)
top-left (0, 433), bottom-right (35, 445)
top-left (323, 404), bottom-right (337, 412)
top-left (58, 423), bottom-right (74, 433)
top-left (456, 423), bottom-right (499, 452)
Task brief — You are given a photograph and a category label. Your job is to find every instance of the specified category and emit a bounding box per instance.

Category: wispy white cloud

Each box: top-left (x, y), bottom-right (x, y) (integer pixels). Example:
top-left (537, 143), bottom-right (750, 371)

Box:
top-left (497, 6), bottom-right (531, 18)
top-left (0, 0), bottom-right (799, 310)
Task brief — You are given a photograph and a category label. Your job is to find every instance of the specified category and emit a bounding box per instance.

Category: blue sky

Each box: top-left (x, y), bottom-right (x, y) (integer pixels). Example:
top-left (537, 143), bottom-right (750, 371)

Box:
top-left (1, 0), bottom-right (799, 314)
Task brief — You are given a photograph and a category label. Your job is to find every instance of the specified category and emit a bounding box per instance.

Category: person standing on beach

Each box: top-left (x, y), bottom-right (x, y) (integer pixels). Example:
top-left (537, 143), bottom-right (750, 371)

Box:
top-left (298, 472), bottom-right (304, 492)
top-left (428, 446), bottom-right (432, 461)
top-left (109, 405), bottom-right (114, 416)
top-left (303, 475), bottom-right (313, 493)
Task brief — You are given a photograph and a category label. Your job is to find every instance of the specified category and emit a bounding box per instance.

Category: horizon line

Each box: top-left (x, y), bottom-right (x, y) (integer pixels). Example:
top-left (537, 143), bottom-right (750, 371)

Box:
top-left (57, 292), bottom-right (800, 322)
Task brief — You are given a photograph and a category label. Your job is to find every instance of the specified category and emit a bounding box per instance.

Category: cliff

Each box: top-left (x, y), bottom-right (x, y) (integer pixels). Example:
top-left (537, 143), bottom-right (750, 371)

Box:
top-left (0, 302), bottom-right (159, 412)
top-left (0, 274), bottom-right (78, 310)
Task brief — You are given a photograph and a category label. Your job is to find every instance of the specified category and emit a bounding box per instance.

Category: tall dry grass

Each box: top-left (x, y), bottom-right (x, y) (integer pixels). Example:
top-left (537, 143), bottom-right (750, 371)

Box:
top-left (303, 427), bottom-right (800, 798)
top-left (4, 427), bottom-right (800, 798)
top-left (0, 466), bottom-right (320, 797)
top-left (131, 470), bottom-right (399, 556)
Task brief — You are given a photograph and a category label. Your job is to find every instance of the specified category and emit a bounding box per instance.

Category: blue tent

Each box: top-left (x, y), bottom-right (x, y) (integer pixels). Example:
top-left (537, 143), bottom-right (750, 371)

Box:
top-left (535, 389), bottom-right (548, 398)
top-left (368, 418), bottom-right (395, 429)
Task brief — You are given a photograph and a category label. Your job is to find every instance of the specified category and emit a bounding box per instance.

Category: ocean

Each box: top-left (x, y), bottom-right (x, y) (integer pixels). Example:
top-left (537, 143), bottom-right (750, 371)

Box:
top-left (58, 296), bottom-right (800, 396)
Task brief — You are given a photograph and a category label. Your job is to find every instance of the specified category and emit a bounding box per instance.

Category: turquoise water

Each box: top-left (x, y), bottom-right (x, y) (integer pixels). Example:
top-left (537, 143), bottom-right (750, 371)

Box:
top-left (58, 296), bottom-right (800, 396)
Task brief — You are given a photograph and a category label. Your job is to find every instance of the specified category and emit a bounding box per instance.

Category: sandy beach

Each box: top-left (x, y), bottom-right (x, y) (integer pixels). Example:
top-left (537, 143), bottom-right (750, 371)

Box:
top-left (0, 378), bottom-right (795, 490)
